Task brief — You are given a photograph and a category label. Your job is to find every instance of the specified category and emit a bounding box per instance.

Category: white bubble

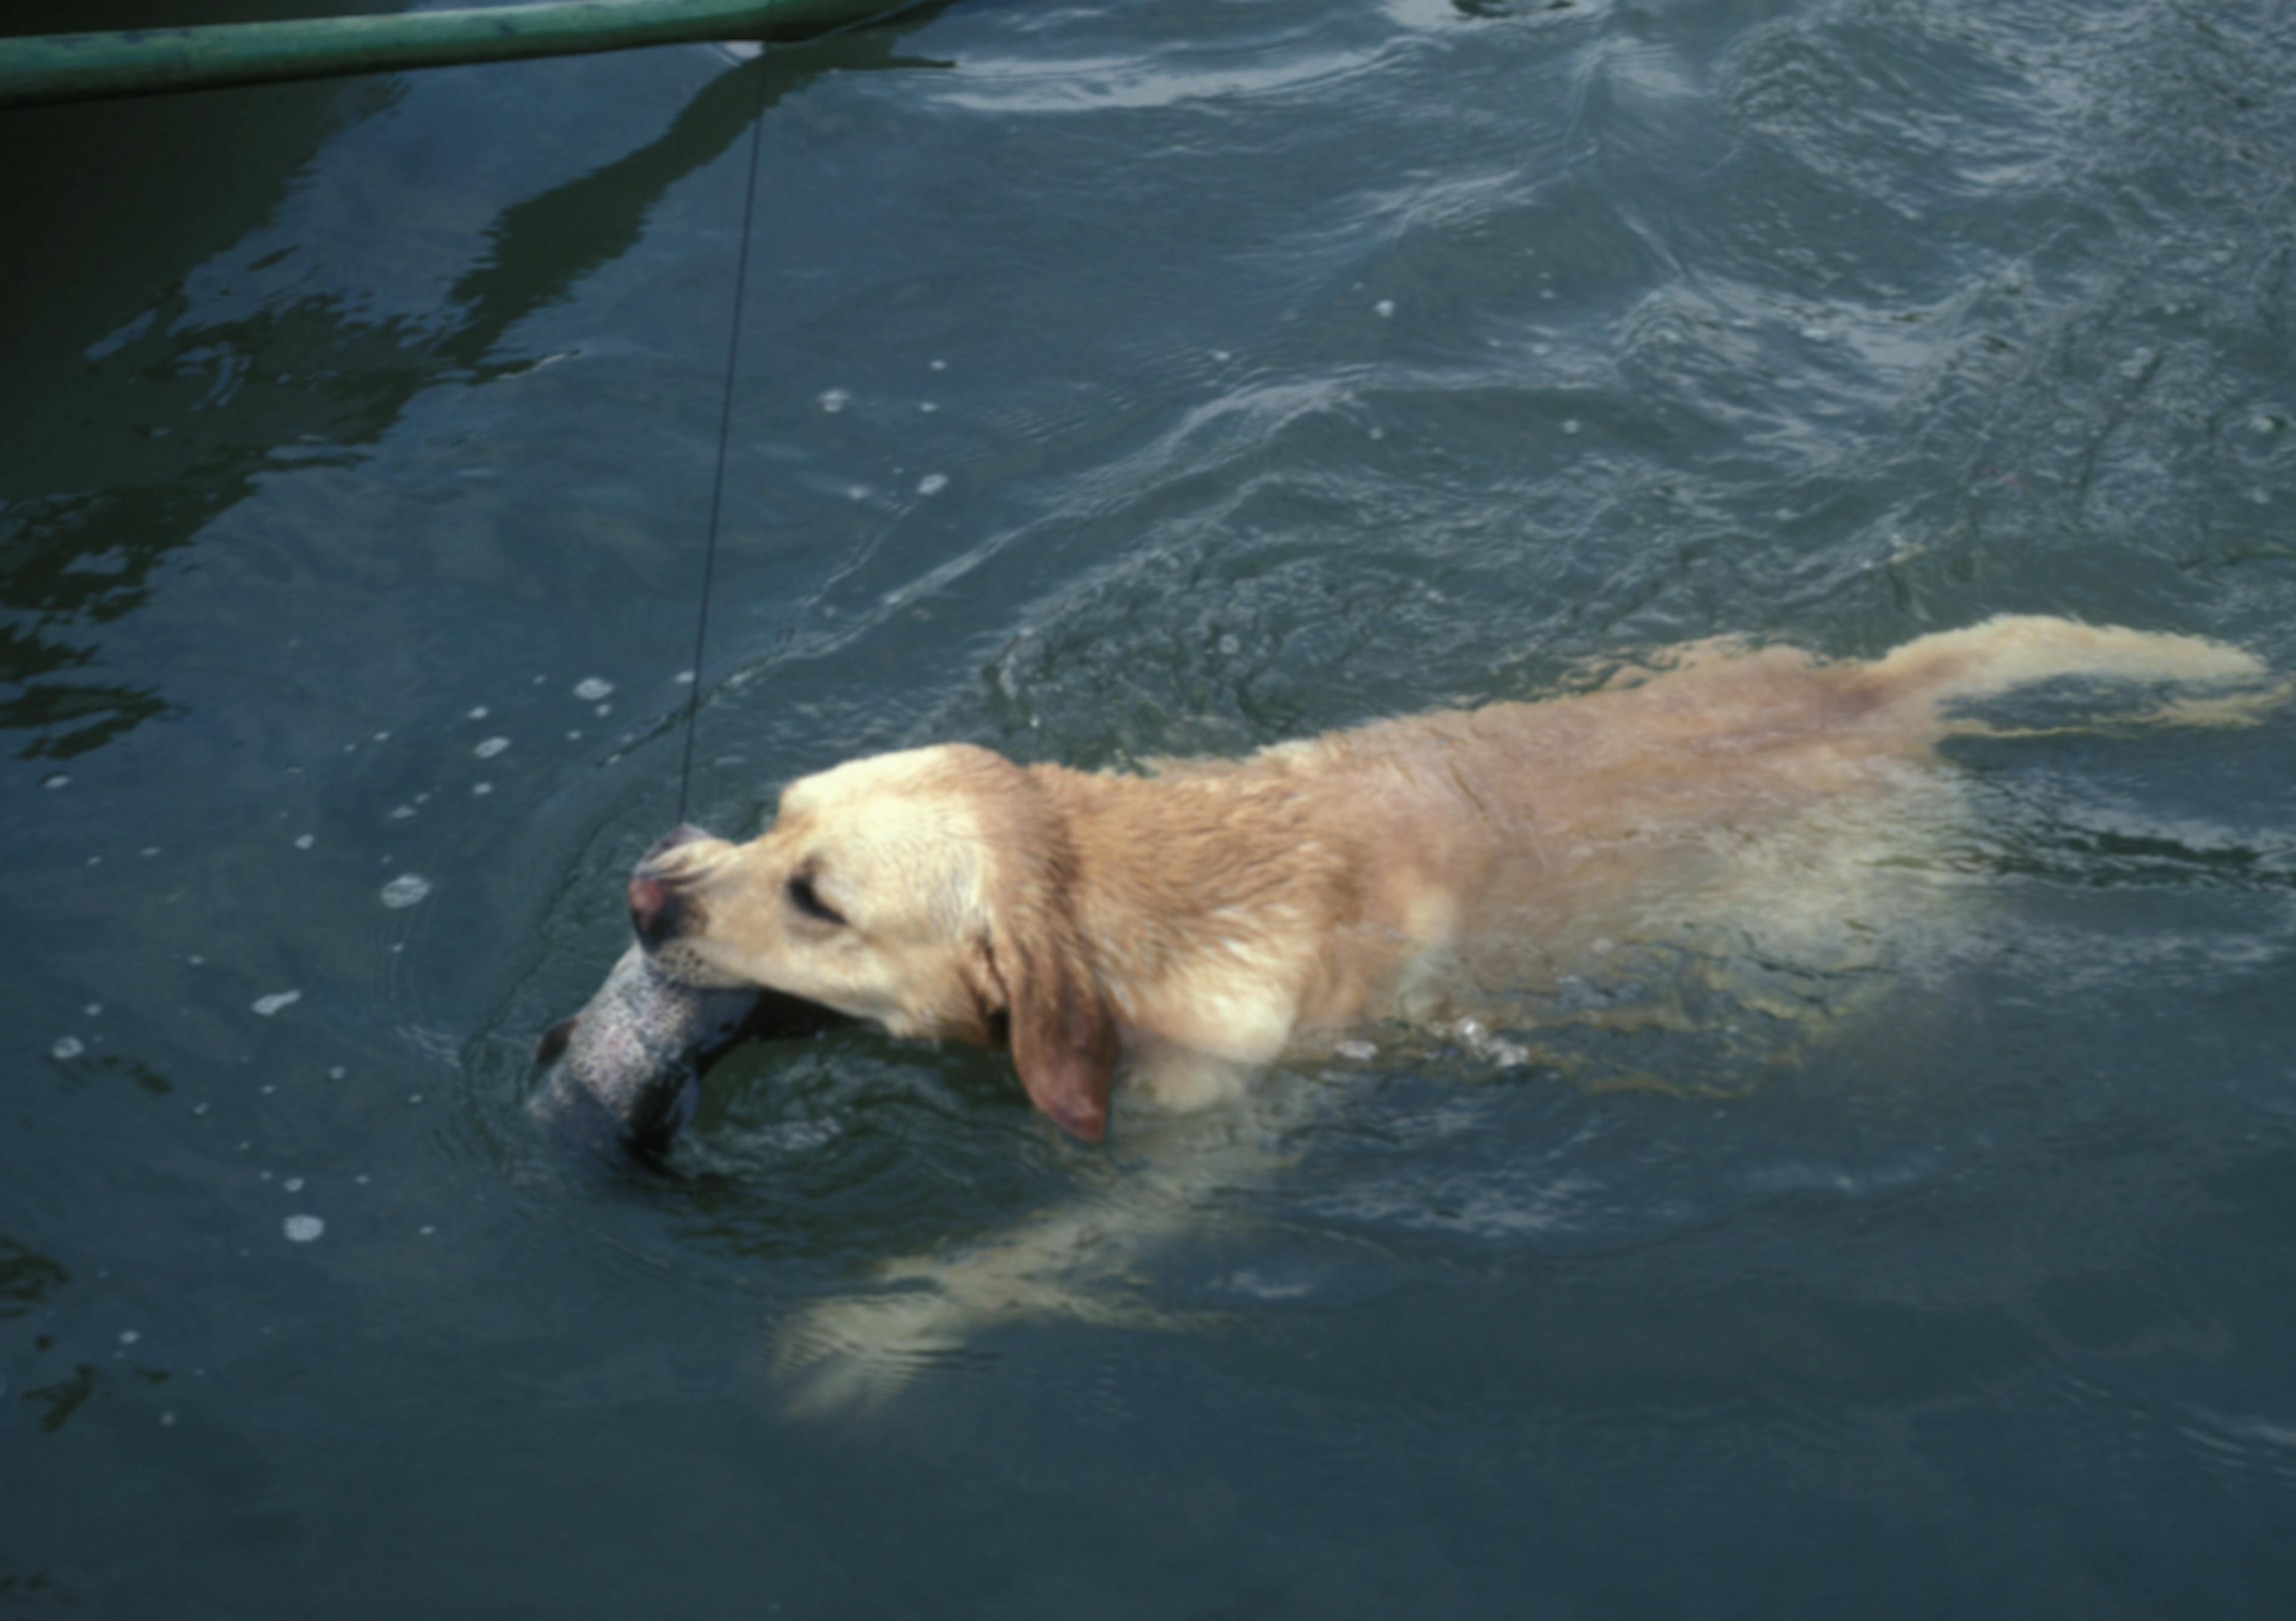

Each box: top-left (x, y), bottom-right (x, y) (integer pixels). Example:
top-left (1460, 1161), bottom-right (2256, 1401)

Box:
top-left (1562, 419), bottom-right (1583, 435)
top-left (251, 991), bottom-right (302, 1016)
top-left (917, 473), bottom-right (948, 496)
top-left (472, 782), bottom-right (493, 796)
top-left (573, 677), bottom-right (613, 701)
top-left (474, 737), bottom-right (510, 759)
top-left (380, 874), bottom-right (432, 909)
top-left (389, 805), bottom-right (417, 821)
top-left (929, 358), bottom-right (948, 372)
top-left (294, 834), bottom-right (315, 850)
top-left (674, 670), bottom-right (696, 685)
top-left (283, 1177), bottom-right (305, 1193)
top-left (282, 1214), bottom-right (325, 1243)
top-left (1375, 299), bottom-right (1396, 318)
top-left (41, 774), bottom-right (67, 790)
top-left (466, 706), bottom-right (490, 721)
top-left (119, 1329), bottom-right (139, 1345)
top-left (817, 387), bottom-right (850, 414)
top-left (918, 401), bottom-right (938, 414)
top-left (85, 1004), bottom-right (102, 1018)
top-left (51, 1037), bottom-right (84, 1061)
top-left (328, 1067), bottom-right (347, 1080)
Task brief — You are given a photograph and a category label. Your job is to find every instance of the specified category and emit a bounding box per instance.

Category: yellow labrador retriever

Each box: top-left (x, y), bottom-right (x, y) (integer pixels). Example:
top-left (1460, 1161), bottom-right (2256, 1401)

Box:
top-left (623, 614), bottom-right (2278, 1411)
top-left (628, 615), bottom-right (2271, 1148)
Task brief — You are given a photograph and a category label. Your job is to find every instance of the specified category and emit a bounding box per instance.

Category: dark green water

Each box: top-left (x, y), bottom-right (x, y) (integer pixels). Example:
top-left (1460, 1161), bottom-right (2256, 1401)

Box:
top-left (7, 0), bottom-right (2296, 1613)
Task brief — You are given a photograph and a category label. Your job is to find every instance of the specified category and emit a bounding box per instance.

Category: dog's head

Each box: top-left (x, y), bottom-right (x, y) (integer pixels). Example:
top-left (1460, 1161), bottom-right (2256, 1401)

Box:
top-left (627, 744), bottom-right (1118, 1141)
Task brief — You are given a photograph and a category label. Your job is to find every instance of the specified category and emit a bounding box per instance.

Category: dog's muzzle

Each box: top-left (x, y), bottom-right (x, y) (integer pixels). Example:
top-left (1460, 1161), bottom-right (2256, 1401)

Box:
top-left (628, 823), bottom-right (710, 947)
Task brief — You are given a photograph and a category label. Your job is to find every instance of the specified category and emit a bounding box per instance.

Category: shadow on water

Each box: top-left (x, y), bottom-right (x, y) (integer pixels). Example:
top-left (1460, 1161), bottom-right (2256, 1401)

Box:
top-left (0, 29), bottom-right (948, 762)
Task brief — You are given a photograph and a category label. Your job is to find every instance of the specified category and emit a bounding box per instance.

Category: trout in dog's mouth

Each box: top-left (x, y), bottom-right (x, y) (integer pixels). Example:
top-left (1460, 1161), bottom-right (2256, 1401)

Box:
top-left (529, 939), bottom-right (843, 1163)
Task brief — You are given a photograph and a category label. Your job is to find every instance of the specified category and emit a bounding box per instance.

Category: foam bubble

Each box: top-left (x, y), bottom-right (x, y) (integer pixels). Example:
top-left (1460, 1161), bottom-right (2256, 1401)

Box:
top-left (282, 1214), bottom-right (325, 1243)
top-left (380, 874), bottom-right (432, 909)
top-left (917, 473), bottom-right (948, 496)
top-left (251, 991), bottom-right (302, 1017)
top-left (474, 737), bottom-right (510, 759)
top-left (50, 1037), bottom-right (84, 1061)
top-left (573, 677), bottom-right (613, 701)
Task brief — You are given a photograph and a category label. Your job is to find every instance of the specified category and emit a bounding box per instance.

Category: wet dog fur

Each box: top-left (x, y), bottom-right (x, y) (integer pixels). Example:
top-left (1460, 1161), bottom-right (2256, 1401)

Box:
top-left (626, 616), bottom-right (2273, 1146)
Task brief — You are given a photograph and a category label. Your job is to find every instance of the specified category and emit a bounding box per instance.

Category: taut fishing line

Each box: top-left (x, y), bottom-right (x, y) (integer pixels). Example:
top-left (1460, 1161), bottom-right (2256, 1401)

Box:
top-left (675, 40), bottom-right (777, 826)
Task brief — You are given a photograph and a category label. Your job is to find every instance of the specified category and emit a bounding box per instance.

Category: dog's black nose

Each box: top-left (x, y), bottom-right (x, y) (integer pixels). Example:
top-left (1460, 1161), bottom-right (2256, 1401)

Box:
top-left (627, 872), bottom-right (685, 947)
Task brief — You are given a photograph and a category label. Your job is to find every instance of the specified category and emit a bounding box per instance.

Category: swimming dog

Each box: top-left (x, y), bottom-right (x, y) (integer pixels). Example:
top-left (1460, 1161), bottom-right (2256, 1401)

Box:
top-left (612, 615), bottom-right (2275, 1409)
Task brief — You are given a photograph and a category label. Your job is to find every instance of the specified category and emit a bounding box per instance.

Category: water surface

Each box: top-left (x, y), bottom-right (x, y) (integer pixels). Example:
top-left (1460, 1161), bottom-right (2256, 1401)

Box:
top-left (5, 0), bottom-right (2295, 1613)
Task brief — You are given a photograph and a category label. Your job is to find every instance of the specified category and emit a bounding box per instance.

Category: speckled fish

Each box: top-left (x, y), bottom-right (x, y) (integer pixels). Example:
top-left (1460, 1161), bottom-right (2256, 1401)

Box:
top-left (530, 939), bottom-right (838, 1162)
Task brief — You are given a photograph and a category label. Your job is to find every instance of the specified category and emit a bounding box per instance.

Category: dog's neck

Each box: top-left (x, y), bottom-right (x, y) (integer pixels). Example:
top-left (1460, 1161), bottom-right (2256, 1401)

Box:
top-left (1021, 758), bottom-right (1411, 1066)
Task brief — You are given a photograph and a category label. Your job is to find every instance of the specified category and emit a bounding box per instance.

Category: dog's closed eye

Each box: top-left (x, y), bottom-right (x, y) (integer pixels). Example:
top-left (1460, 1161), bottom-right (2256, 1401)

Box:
top-left (786, 870), bottom-right (846, 926)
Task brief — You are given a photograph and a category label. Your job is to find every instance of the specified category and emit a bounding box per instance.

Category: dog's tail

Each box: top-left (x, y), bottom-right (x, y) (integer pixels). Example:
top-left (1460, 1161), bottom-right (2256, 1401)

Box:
top-left (1870, 615), bottom-right (2283, 733)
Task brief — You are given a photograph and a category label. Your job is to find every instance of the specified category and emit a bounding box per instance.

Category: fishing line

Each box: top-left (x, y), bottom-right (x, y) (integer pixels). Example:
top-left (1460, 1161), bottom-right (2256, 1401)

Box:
top-left (676, 41), bottom-right (775, 827)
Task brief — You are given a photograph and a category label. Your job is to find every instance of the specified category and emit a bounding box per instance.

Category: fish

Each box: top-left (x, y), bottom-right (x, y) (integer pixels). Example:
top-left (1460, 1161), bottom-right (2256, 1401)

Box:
top-left (530, 939), bottom-right (842, 1163)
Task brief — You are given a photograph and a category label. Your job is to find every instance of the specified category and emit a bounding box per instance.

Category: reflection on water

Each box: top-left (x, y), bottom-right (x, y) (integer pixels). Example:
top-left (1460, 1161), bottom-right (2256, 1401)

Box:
top-left (0, 39), bottom-right (943, 762)
top-left (0, 1235), bottom-right (68, 1318)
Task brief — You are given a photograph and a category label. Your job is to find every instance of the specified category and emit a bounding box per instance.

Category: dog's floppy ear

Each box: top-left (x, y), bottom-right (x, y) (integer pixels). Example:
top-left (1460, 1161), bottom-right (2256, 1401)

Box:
top-left (970, 908), bottom-right (1117, 1143)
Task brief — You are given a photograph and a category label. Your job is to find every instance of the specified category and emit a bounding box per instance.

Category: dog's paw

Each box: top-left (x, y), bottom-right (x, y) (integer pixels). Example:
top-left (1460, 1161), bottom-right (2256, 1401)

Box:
top-left (770, 1259), bottom-right (1213, 1418)
top-left (771, 1284), bottom-right (986, 1418)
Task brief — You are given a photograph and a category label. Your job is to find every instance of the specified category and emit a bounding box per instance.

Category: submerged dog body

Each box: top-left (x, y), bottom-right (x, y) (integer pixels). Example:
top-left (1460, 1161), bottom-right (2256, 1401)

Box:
top-left (625, 616), bottom-right (2273, 1143)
